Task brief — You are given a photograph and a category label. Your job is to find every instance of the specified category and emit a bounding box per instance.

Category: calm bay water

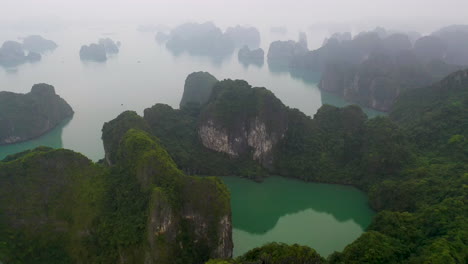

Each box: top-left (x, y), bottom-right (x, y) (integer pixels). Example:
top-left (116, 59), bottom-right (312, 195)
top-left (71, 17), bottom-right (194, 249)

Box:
top-left (222, 176), bottom-right (374, 257)
top-left (0, 24), bottom-right (382, 161)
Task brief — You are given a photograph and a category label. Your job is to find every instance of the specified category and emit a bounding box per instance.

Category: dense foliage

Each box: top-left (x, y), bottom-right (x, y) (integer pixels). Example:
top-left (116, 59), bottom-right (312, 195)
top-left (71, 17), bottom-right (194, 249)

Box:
top-left (143, 103), bottom-right (266, 177)
top-left (179, 71), bottom-right (219, 109)
top-left (207, 243), bottom-right (325, 264)
top-left (133, 71), bottom-right (466, 263)
top-left (0, 68), bottom-right (466, 263)
top-left (216, 70), bottom-right (467, 263)
top-left (0, 128), bottom-right (232, 264)
top-left (0, 83), bottom-right (74, 145)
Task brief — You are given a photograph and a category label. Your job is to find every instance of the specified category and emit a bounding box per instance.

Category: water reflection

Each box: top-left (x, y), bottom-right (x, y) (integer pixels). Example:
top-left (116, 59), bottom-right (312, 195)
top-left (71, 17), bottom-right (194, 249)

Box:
top-left (165, 45), bottom-right (234, 66)
top-left (0, 117), bottom-right (72, 160)
top-left (267, 60), bottom-right (385, 118)
top-left (1, 67), bottom-right (19, 74)
top-left (239, 57), bottom-right (264, 69)
top-left (222, 176), bottom-right (374, 234)
top-left (320, 90), bottom-right (386, 118)
top-left (222, 176), bottom-right (375, 257)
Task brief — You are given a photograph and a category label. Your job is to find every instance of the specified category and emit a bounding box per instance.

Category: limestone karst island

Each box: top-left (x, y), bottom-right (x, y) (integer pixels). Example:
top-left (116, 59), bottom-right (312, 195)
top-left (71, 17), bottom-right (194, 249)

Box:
top-left (0, 1), bottom-right (467, 264)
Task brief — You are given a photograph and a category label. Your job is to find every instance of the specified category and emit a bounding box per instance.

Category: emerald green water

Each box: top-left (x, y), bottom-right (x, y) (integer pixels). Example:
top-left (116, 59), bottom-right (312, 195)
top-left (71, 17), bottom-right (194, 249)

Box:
top-left (221, 176), bottom-right (375, 257)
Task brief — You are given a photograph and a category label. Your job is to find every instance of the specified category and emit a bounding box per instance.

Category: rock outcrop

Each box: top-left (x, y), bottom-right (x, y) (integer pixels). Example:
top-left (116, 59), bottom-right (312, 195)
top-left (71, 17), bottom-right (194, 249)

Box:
top-left (432, 24), bottom-right (468, 65)
top-left (22, 35), bottom-right (57, 53)
top-left (298, 32), bottom-right (308, 49)
top-left (1, 117), bottom-right (233, 263)
top-left (0, 41), bottom-right (42, 67)
top-left (0, 83), bottom-right (73, 145)
top-left (79, 38), bottom-right (119, 62)
top-left (26, 51), bottom-right (41, 62)
top-left (166, 22), bottom-right (234, 57)
top-left (225, 25), bottom-right (261, 48)
top-left (238, 46), bottom-right (264, 66)
top-left (322, 32), bottom-right (352, 46)
top-left (318, 52), bottom-right (460, 111)
top-left (179, 71), bottom-right (219, 109)
top-left (413, 36), bottom-right (447, 62)
top-left (286, 26), bottom-right (468, 111)
top-left (198, 80), bottom-right (288, 168)
top-left (383, 33), bottom-right (412, 54)
top-left (79, 43), bottom-right (107, 61)
top-left (98, 38), bottom-right (119, 54)
top-left (103, 127), bottom-right (233, 263)
top-left (267, 40), bottom-right (308, 66)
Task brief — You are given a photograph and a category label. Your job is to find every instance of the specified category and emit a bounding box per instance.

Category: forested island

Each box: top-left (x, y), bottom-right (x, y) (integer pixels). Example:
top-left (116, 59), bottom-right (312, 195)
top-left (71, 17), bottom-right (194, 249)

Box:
top-left (164, 22), bottom-right (261, 57)
top-left (1, 68), bottom-right (466, 263)
top-left (269, 25), bottom-right (468, 111)
top-left (22, 35), bottom-right (58, 53)
top-left (238, 46), bottom-right (264, 66)
top-left (0, 83), bottom-right (73, 145)
top-left (0, 36), bottom-right (57, 67)
top-left (79, 38), bottom-right (120, 62)
top-left (0, 41), bottom-right (42, 67)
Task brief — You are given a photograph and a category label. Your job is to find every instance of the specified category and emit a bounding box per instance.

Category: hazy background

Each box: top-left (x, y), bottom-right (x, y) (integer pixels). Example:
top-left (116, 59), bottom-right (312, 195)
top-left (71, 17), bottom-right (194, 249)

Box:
top-left (2, 0), bottom-right (468, 36)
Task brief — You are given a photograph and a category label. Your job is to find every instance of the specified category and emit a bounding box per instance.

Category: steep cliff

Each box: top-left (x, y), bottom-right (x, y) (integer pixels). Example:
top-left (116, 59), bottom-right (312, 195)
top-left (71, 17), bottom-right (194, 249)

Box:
top-left (1, 127), bottom-right (233, 263)
top-left (22, 35), bottom-right (57, 53)
top-left (180, 71), bottom-right (219, 109)
top-left (198, 80), bottom-right (288, 169)
top-left (0, 147), bottom-right (106, 263)
top-left (267, 40), bottom-right (308, 67)
top-left (0, 40), bottom-right (42, 67)
top-left (0, 83), bottom-right (74, 145)
top-left (117, 73), bottom-right (407, 182)
top-left (100, 128), bottom-right (233, 264)
top-left (197, 72), bottom-right (467, 264)
top-left (165, 22), bottom-right (234, 57)
top-left (318, 52), bottom-right (461, 111)
top-left (79, 43), bottom-right (107, 62)
top-left (224, 25), bottom-right (261, 48)
top-left (390, 69), bottom-right (468, 150)
top-left (238, 46), bottom-right (264, 66)
top-left (287, 27), bottom-right (467, 111)
top-left (98, 38), bottom-right (120, 54)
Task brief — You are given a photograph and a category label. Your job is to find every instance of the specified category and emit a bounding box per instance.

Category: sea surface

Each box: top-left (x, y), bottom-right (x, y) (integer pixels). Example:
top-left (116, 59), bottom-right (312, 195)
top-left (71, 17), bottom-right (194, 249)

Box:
top-left (222, 176), bottom-right (374, 257)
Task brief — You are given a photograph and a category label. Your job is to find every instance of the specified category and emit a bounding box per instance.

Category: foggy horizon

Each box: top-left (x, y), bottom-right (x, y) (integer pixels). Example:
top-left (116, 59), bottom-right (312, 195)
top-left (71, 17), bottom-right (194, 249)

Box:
top-left (2, 0), bottom-right (468, 35)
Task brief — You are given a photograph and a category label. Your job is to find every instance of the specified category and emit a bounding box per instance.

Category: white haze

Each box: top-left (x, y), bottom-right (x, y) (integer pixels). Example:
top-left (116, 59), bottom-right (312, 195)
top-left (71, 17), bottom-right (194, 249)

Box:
top-left (1, 0), bottom-right (468, 35)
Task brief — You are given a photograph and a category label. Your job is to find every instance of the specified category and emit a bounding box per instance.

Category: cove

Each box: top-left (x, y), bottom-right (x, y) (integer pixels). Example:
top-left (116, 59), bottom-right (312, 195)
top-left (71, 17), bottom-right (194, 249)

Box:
top-left (221, 176), bottom-right (375, 257)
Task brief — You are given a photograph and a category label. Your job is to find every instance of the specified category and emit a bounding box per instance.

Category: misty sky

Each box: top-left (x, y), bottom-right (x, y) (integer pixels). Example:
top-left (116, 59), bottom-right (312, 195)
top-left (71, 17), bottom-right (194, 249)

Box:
top-left (2, 0), bottom-right (468, 33)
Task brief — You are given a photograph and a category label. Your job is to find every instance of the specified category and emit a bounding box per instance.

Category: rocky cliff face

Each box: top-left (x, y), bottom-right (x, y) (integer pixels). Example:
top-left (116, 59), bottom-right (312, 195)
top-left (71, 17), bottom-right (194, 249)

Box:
top-left (166, 22), bottom-right (234, 57)
top-left (22, 35), bottom-right (57, 53)
top-left (285, 27), bottom-right (467, 111)
top-left (98, 38), bottom-right (120, 54)
top-left (0, 40), bottom-right (42, 67)
top-left (1, 126), bottom-right (232, 263)
top-left (79, 43), bottom-right (107, 61)
top-left (102, 115), bottom-right (233, 263)
top-left (225, 25), bottom-right (261, 48)
top-left (0, 83), bottom-right (74, 145)
top-left (318, 52), bottom-right (461, 111)
top-left (179, 71), bottom-right (219, 109)
top-left (0, 147), bottom-right (106, 264)
top-left (198, 80), bottom-right (288, 168)
top-left (267, 40), bottom-right (308, 67)
top-left (238, 46), bottom-right (264, 66)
